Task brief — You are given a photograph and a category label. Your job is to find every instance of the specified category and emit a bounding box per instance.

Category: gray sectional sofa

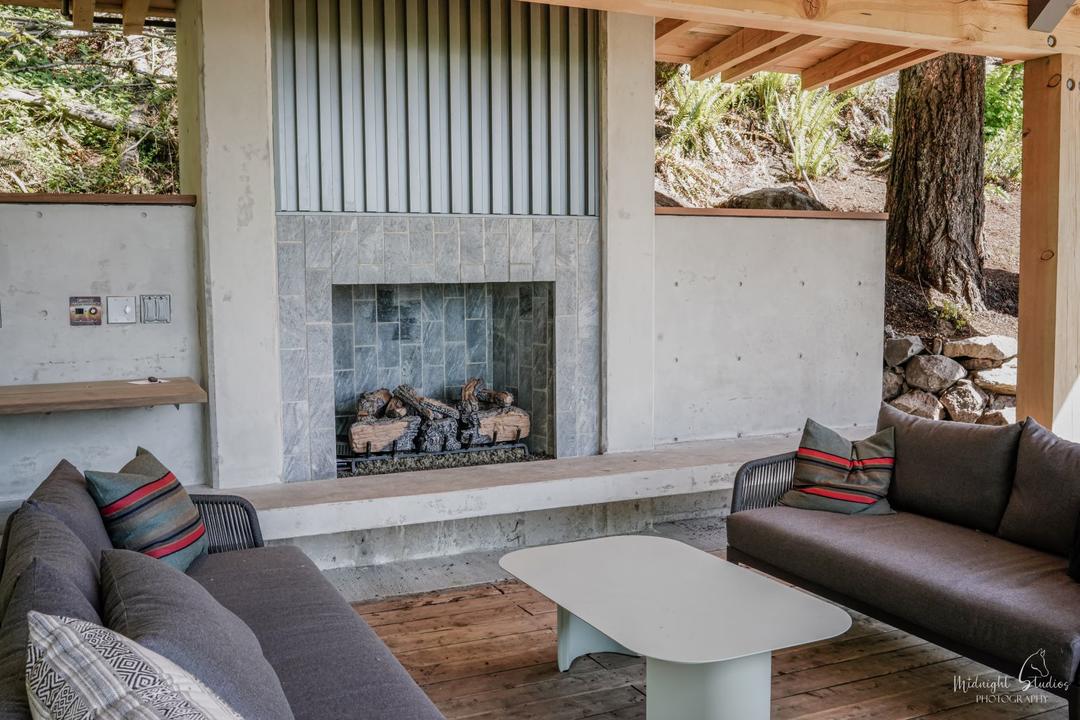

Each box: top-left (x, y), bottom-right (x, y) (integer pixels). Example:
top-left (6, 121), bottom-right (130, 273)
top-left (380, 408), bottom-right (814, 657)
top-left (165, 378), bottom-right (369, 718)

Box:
top-left (728, 404), bottom-right (1080, 718)
top-left (0, 460), bottom-right (445, 720)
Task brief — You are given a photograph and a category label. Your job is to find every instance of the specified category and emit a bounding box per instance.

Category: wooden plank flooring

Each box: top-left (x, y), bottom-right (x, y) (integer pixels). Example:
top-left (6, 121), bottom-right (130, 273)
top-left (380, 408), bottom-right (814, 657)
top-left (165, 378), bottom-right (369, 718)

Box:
top-left (354, 557), bottom-right (1069, 720)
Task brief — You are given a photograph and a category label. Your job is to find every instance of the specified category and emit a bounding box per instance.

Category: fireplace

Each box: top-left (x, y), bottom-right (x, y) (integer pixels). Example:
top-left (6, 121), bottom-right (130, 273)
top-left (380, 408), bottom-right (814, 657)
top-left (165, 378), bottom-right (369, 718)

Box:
top-left (331, 282), bottom-right (554, 475)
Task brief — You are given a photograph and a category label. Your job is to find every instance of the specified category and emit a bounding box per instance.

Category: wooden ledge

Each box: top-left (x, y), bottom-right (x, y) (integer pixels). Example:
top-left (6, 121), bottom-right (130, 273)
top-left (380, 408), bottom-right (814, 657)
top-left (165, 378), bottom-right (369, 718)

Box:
top-left (656, 207), bottom-right (888, 221)
top-left (0, 194), bottom-right (197, 206)
top-left (0, 377), bottom-right (207, 415)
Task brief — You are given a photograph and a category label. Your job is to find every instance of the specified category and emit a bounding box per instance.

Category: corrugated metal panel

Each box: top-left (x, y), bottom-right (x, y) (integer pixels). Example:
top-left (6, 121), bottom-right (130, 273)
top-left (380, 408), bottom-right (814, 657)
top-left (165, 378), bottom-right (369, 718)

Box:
top-left (272, 0), bottom-right (600, 216)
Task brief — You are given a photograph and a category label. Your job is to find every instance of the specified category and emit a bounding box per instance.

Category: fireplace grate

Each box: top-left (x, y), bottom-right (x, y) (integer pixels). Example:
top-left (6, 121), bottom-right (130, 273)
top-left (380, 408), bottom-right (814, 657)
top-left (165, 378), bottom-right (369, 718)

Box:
top-left (336, 440), bottom-right (530, 475)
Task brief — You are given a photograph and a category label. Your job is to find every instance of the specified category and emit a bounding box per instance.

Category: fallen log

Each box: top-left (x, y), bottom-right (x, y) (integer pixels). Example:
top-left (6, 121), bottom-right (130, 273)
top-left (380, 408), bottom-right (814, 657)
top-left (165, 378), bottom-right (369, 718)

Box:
top-left (394, 384), bottom-right (460, 420)
top-left (356, 389), bottom-right (391, 419)
top-left (348, 415), bottom-right (420, 454)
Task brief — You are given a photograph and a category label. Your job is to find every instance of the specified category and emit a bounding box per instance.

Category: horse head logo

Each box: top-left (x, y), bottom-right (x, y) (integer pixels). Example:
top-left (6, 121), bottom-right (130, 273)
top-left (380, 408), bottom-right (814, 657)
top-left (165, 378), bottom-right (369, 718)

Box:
top-left (1019, 649), bottom-right (1051, 690)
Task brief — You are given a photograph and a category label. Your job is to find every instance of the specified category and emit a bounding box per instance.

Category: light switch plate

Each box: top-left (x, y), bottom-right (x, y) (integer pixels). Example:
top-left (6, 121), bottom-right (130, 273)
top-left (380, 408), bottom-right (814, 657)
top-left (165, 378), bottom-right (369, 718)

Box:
top-left (69, 296), bottom-right (102, 326)
top-left (107, 296), bottom-right (138, 324)
top-left (140, 294), bottom-right (171, 324)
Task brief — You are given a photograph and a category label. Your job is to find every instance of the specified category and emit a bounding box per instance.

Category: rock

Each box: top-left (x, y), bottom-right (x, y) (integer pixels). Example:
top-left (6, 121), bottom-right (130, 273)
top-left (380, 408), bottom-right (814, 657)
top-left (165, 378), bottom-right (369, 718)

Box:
top-left (972, 358), bottom-right (1017, 396)
top-left (891, 390), bottom-right (946, 420)
top-left (884, 336), bottom-right (925, 367)
top-left (988, 393), bottom-right (1016, 410)
top-left (722, 186), bottom-right (829, 211)
top-left (960, 357), bottom-right (1000, 372)
top-left (977, 407), bottom-right (1017, 426)
top-left (904, 354), bottom-right (966, 393)
top-left (940, 380), bottom-right (988, 423)
top-left (884, 325), bottom-right (897, 340)
top-left (930, 337), bottom-right (945, 355)
top-left (882, 368), bottom-right (905, 401)
top-left (655, 189), bottom-right (683, 208)
top-left (943, 335), bottom-right (1018, 362)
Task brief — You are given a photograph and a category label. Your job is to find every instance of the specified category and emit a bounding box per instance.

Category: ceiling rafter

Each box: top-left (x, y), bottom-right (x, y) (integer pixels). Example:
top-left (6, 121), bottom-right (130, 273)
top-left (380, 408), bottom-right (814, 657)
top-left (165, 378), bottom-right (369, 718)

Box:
top-left (690, 28), bottom-right (795, 80)
top-left (655, 18), bottom-right (695, 44)
top-left (801, 42), bottom-right (913, 91)
top-left (827, 48), bottom-right (943, 93)
top-left (722, 34), bottom-right (827, 84)
top-left (1028, 0), bottom-right (1076, 32)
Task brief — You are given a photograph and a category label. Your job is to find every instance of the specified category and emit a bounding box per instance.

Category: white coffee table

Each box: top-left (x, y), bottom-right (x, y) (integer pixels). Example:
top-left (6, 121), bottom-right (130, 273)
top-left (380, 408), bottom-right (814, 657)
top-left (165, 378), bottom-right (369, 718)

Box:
top-left (500, 535), bottom-right (851, 720)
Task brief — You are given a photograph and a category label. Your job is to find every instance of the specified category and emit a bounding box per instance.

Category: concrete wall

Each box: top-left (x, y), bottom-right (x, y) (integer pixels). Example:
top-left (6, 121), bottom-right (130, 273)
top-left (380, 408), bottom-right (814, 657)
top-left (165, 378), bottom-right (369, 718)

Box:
top-left (0, 204), bottom-right (207, 500)
top-left (654, 214), bottom-right (886, 442)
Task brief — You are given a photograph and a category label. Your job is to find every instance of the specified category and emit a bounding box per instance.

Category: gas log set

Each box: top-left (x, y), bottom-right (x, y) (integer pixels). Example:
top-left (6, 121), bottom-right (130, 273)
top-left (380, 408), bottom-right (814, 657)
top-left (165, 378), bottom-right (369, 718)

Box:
top-left (347, 379), bottom-right (531, 458)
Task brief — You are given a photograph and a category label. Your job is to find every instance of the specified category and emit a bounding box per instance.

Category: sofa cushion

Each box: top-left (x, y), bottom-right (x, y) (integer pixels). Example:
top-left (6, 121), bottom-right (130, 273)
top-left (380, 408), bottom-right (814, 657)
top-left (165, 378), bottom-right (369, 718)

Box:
top-left (101, 548), bottom-right (294, 720)
top-left (728, 506), bottom-right (1080, 682)
top-left (878, 403), bottom-right (1021, 532)
top-left (25, 612), bottom-right (244, 720)
top-left (0, 502), bottom-right (100, 621)
top-left (27, 459), bottom-right (113, 563)
top-left (186, 546), bottom-right (444, 720)
top-left (0, 560), bottom-right (101, 719)
top-left (86, 448), bottom-right (208, 571)
top-left (999, 419), bottom-right (1080, 557)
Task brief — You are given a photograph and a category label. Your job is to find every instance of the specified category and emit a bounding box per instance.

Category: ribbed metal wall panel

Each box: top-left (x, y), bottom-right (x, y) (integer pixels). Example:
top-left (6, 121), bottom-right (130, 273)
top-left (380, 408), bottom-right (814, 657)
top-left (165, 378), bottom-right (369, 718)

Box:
top-left (271, 0), bottom-right (600, 216)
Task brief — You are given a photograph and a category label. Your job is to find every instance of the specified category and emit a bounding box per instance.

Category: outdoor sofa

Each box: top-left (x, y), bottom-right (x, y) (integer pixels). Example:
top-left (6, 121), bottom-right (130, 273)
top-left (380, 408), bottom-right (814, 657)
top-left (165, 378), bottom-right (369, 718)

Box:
top-left (0, 460), bottom-right (445, 720)
top-left (727, 403), bottom-right (1080, 718)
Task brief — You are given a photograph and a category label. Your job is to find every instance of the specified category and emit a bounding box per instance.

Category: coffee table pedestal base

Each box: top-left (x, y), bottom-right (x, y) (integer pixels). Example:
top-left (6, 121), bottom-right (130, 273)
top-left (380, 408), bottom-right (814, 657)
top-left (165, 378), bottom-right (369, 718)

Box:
top-left (646, 652), bottom-right (772, 720)
top-left (557, 607), bottom-right (638, 672)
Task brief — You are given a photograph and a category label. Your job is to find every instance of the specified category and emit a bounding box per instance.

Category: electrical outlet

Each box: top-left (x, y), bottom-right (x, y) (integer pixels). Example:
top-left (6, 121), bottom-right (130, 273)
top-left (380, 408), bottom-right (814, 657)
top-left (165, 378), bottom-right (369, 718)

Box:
top-left (140, 295), bottom-right (171, 324)
top-left (107, 296), bottom-right (138, 324)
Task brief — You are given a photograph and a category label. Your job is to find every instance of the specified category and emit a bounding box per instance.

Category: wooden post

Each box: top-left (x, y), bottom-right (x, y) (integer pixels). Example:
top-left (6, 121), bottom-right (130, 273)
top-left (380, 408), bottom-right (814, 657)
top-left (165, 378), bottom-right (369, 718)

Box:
top-left (1018, 54), bottom-right (1080, 438)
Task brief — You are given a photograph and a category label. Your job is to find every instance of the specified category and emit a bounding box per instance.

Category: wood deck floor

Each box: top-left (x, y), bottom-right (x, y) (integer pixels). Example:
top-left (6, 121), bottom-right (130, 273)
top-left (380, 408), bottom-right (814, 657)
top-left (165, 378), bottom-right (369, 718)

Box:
top-left (353, 554), bottom-right (1069, 720)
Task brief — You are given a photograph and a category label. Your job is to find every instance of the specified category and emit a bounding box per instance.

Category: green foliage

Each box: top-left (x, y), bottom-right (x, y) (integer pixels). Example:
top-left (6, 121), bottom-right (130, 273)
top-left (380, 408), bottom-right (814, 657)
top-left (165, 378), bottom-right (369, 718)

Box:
top-left (928, 299), bottom-right (969, 331)
top-left (0, 7), bottom-right (177, 194)
top-left (865, 125), bottom-right (892, 152)
top-left (983, 63), bottom-right (1024, 188)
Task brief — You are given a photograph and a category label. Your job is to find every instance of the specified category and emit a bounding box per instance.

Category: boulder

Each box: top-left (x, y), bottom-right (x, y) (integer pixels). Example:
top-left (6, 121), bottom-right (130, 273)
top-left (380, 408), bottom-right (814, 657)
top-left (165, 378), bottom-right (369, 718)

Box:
top-left (904, 354), bottom-right (966, 393)
top-left (972, 358), bottom-right (1017, 396)
top-left (722, 186), bottom-right (829, 211)
top-left (930, 337), bottom-right (945, 355)
top-left (960, 357), bottom-right (1000, 372)
top-left (940, 380), bottom-right (988, 424)
top-left (988, 393), bottom-right (1016, 410)
top-left (891, 390), bottom-right (946, 420)
top-left (655, 189), bottom-right (684, 208)
top-left (884, 336), bottom-right (925, 367)
top-left (943, 335), bottom-right (1018, 362)
top-left (977, 408), bottom-right (1017, 426)
top-left (884, 325), bottom-right (898, 340)
top-left (882, 368), bottom-right (905, 401)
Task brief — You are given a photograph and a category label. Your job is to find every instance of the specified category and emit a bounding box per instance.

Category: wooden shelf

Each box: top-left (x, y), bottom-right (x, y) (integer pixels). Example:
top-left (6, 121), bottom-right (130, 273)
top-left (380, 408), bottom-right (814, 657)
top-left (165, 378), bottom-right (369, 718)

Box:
top-left (0, 377), bottom-right (207, 416)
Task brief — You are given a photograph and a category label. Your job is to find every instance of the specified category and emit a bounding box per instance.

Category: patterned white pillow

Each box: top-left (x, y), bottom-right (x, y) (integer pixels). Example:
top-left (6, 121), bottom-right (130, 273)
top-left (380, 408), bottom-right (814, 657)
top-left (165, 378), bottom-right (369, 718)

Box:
top-left (25, 612), bottom-right (244, 720)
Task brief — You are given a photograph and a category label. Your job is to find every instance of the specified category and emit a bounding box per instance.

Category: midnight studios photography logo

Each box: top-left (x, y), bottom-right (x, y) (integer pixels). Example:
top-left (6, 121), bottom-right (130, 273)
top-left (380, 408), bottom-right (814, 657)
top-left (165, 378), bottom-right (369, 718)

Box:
top-left (952, 650), bottom-right (1070, 707)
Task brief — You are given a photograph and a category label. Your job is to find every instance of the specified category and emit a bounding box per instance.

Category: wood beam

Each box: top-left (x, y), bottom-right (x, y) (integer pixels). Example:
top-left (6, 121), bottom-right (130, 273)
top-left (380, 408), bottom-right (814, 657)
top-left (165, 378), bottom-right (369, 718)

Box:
top-left (524, 0), bottom-right (1080, 60)
top-left (722, 34), bottom-right (826, 84)
top-left (71, 0), bottom-right (94, 30)
top-left (690, 28), bottom-right (793, 80)
top-left (655, 18), bottom-right (692, 43)
top-left (1018, 54), bottom-right (1080, 439)
top-left (1029, 0), bottom-right (1076, 32)
top-left (827, 48), bottom-right (943, 93)
top-left (121, 0), bottom-right (150, 35)
top-left (801, 42), bottom-right (913, 91)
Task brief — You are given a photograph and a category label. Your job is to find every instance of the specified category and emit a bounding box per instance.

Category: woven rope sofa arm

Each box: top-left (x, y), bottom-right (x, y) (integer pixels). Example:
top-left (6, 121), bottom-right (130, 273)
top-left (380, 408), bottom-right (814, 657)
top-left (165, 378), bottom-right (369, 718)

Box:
top-left (730, 452), bottom-right (797, 514)
top-left (189, 494), bottom-right (264, 554)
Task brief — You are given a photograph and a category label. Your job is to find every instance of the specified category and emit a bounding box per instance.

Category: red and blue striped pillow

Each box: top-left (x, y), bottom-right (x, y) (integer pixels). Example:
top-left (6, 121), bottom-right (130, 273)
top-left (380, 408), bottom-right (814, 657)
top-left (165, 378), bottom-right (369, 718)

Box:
top-left (780, 418), bottom-right (896, 515)
top-left (85, 449), bottom-right (207, 571)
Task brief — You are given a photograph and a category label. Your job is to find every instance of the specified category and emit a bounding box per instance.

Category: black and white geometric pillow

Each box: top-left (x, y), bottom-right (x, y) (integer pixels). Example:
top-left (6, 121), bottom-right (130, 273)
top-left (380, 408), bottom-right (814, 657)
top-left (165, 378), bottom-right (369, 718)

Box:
top-left (25, 612), bottom-right (244, 720)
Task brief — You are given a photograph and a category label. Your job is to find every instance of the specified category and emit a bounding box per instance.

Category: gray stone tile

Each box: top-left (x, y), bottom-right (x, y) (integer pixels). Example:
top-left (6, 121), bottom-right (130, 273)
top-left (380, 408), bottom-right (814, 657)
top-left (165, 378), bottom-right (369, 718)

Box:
top-left (280, 348), bottom-right (308, 402)
top-left (399, 300), bottom-right (421, 342)
top-left (445, 283), bottom-right (466, 298)
top-left (382, 233), bottom-right (410, 272)
top-left (433, 216), bottom-right (457, 233)
top-left (277, 242), bottom-right (306, 296)
top-left (556, 218), bottom-right (578, 269)
top-left (556, 412), bottom-right (579, 458)
top-left (306, 323), bottom-right (333, 377)
top-left (445, 342), bottom-right (467, 387)
top-left (331, 285), bottom-right (353, 324)
top-left (376, 286), bottom-right (398, 321)
top-left (354, 346), bottom-right (378, 391)
top-left (377, 367), bottom-right (401, 389)
top-left (460, 264), bottom-right (485, 283)
top-left (377, 322), bottom-right (400, 367)
top-left (465, 285), bottom-right (488, 319)
top-left (398, 284), bottom-right (421, 301)
top-left (304, 215), bottom-right (332, 269)
top-left (276, 215), bottom-right (305, 244)
top-left (484, 232), bottom-right (509, 282)
top-left (484, 217), bottom-right (508, 234)
top-left (421, 285), bottom-right (444, 321)
top-left (532, 218), bottom-right (555, 234)
top-left (278, 294), bottom-right (306, 351)
top-left (332, 215), bottom-right (358, 233)
top-left (306, 269), bottom-right (332, 323)
top-left (283, 452), bottom-right (310, 483)
top-left (410, 227), bottom-right (434, 266)
top-left (353, 299), bottom-right (377, 345)
top-left (532, 231), bottom-right (555, 281)
top-left (409, 215), bottom-right (433, 235)
top-left (401, 344), bottom-right (422, 388)
top-left (555, 268), bottom-right (578, 317)
top-left (353, 285), bottom-right (377, 301)
top-left (422, 364), bottom-right (446, 399)
top-left (433, 233), bottom-right (460, 282)
top-left (422, 319), bottom-right (445, 366)
top-left (460, 218), bottom-right (484, 265)
top-left (357, 218), bottom-right (383, 266)
top-left (332, 230), bottom-right (359, 285)
top-left (384, 216), bottom-right (408, 233)
top-left (335, 370), bottom-right (356, 414)
top-left (333, 322), bottom-right (354, 369)
top-left (281, 401), bottom-right (309, 455)
top-left (444, 297), bottom-right (465, 342)
top-left (309, 428), bottom-right (337, 481)
top-left (307, 375), bottom-right (336, 429)
top-left (466, 318), bottom-right (488, 364)
top-left (509, 263), bottom-right (533, 282)
top-left (410, 264), bottom-right (437, 283)
top-left (467, 362), bottom-right (489, 382)
top-left (358, 264), bottom-right (383, 284)
top-left (509, 219), bottom-right (533, 263)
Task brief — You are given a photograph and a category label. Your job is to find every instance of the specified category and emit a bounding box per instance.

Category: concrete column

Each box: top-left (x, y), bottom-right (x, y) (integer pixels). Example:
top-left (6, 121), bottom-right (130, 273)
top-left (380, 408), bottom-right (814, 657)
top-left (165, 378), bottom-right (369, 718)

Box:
top-left (600, 13), bottom-right (656, 453)
top-left (177, 0), bottom-right (284, 486)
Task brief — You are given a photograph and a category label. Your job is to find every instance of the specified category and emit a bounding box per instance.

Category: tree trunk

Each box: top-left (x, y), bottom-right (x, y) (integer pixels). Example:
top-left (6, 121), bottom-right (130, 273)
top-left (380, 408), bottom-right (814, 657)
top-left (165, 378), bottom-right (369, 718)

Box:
top-left (886, 54), bottom-right (987, 309)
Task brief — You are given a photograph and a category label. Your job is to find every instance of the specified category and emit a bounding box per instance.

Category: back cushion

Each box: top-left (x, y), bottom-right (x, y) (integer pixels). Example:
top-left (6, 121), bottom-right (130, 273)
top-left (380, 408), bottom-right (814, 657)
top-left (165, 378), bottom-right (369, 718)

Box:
top-left (877, 403), bottom-right (1022, 532)
top-left (101, 549), bottom-right (294, 720)
top-left (0, 502), bottom-right (101, 621)
top-left (27, 460), bottom-right (112, 562)
top-left (998, 419), bottom-right (1080, 556)
top-left (0, 559), bottom-right (101, 718)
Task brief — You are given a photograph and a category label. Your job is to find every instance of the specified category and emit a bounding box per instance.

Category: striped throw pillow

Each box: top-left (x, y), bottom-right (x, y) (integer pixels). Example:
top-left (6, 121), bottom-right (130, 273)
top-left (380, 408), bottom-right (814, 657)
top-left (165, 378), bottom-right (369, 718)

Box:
top-left (780, 418), bottom-right (896, 515)
top-left (25, 612), bottom-right (244, 720)
top-left (85, 449), bottom-right (207, 571)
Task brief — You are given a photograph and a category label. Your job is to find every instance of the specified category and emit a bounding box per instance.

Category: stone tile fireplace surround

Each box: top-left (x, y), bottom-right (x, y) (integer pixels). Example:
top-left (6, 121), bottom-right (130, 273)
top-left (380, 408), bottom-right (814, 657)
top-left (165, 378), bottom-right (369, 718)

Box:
top-left (276, 214), bottom-right (601, 483)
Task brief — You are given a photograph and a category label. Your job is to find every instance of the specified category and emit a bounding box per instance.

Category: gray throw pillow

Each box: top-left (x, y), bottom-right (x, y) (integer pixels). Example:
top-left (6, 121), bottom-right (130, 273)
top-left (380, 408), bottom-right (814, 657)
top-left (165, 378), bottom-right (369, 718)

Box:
top-left (27, 459), bottom-right (113, 562)
top-left (0, 502), bottom-right (101, 621)
top-left (998, 419), bottom-right (1080, 556)
top-left (878, 403), bottom-right (1022, 533)
top-left (101, 549), bottom-right (294, 720)
top-left (0, 559), bottom-right (101, 718)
